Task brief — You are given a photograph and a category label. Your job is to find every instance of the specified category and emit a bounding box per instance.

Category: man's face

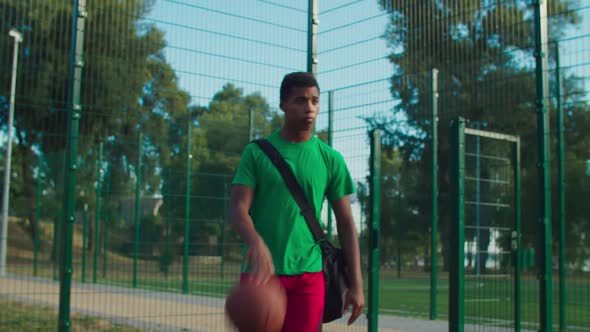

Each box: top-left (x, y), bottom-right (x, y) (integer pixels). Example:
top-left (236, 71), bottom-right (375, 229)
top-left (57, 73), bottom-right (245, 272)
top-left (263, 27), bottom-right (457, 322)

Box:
top-left (280, 86), bottom-right (320, 131)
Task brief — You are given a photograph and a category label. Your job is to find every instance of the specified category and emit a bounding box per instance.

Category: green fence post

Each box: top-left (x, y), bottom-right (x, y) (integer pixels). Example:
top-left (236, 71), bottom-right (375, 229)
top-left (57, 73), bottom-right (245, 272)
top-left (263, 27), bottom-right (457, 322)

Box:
top-left (133, 133), bottom-right (143, 288)
top-left (102, 166), bottom-right (110, 278)
top-left (34, 171), bottom-right (41, 277)
top-left (450, 117), bottom-right (465, 332)
top-left (555, 41), bottom-right (566, 332)
top-left (82, 204), bottom-right (88, 283)
top-left (93, 143), bottom-right (102, 284)
top-left (514, 138), bottom-right (522, 332)
top-left (533, 2), bottom-right (553, 330)
top-left (182, 119), bottom-right (192, 294)
top-left (53, 215), bottom-right (58, 281)
top-left (58, 0), bottom-right (86, 329)
top-left (368, 129), bottom-right (381, 332)
top-left (327, 90), bottom-right (334, 241)
top-left (165, 169), bottom-right (170, 278)
top-left (430, 67), bottom-right (439, 320)
top-left (396, 183), bottom-right (401, 279)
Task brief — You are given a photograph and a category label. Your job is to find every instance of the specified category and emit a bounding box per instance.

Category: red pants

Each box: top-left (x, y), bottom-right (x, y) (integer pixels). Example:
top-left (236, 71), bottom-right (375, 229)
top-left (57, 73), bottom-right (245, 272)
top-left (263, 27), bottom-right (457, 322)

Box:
top-left (241, 272), bottom-right (325, 332)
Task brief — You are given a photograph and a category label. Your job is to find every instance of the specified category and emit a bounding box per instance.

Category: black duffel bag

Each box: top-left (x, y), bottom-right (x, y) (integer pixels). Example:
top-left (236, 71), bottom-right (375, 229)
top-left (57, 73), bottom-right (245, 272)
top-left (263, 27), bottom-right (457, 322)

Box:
top-left (320, 240), bottom-right (350, 323)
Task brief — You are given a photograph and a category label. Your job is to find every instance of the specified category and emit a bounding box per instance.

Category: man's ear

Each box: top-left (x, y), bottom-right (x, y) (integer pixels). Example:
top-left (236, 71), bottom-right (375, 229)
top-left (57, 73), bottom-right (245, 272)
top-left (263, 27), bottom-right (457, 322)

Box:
top-left (279, 100), bottom-right (285, 113)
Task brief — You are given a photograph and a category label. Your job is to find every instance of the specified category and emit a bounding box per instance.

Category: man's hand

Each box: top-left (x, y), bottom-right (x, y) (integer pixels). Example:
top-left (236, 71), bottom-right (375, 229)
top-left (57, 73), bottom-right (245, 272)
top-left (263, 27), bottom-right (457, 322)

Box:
top-left (343, 286), bottom-right (365, 325)
top-left (244, 237), bottom-right (275, 285)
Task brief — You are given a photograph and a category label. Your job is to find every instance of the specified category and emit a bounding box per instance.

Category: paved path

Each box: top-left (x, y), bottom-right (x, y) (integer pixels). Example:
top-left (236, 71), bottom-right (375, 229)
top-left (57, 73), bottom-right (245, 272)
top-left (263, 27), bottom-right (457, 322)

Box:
top-left (1, 275), bottom-right (410, 331)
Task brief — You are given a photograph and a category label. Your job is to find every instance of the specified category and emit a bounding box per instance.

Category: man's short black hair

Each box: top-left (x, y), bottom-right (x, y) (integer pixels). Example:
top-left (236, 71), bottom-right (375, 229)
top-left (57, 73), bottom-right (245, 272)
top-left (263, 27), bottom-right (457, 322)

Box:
top-left (280, 72), bottom-right (320, 101)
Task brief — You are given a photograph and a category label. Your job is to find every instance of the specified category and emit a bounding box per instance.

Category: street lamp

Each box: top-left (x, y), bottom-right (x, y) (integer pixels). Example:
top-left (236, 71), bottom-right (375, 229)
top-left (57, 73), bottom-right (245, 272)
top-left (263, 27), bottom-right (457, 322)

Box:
top-left (0, 28), bottom-right (23, 276)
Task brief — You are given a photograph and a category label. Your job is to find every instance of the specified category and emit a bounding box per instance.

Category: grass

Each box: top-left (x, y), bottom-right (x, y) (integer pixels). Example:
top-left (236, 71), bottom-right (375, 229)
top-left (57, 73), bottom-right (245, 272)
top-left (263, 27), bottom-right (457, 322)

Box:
top-left (0, 297), bottom-right (143, 331)
top-left (377, 276), bottom-right (590, 328)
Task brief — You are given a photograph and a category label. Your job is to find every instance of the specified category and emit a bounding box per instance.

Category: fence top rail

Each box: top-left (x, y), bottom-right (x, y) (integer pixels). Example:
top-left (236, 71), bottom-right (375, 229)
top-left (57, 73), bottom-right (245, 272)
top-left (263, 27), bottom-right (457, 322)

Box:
top-left (464, 128), bottom-right (519, 143)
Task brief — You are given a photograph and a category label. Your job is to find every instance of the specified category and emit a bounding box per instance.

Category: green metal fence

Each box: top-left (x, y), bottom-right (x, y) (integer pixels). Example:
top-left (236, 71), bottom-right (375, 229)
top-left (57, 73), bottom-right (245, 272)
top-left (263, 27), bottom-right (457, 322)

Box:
top-left (1, 0), bottom-right (589, 331)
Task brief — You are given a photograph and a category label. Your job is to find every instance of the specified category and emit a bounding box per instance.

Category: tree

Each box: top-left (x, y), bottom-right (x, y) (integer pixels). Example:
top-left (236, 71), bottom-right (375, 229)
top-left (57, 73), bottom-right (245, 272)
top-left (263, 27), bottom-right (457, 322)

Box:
top-left (160, 84), bottom-right (278, 254)
top-left (0, 0), bottom-right (192, 248)
top-left (375, 0), bottom-right (587, 271)
top-left (358, 145), bottom-right (430, 270)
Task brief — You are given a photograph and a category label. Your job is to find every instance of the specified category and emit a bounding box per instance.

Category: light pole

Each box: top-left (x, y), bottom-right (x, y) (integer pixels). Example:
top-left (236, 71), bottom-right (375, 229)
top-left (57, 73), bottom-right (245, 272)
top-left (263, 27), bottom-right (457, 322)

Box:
top-left (1, 28), bottom-right (23, 277)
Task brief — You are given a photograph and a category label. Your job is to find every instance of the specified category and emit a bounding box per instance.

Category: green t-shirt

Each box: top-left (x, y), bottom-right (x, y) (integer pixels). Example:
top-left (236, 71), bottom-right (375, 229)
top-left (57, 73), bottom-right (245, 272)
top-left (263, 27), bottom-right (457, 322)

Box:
top-left (232, 130), bottom-right (356, 275)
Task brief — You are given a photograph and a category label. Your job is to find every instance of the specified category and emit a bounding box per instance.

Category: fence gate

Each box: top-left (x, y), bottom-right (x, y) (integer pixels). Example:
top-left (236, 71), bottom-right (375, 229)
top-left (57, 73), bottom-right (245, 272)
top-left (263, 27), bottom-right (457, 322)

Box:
top-left (450, 117), bottom-right (522, 332)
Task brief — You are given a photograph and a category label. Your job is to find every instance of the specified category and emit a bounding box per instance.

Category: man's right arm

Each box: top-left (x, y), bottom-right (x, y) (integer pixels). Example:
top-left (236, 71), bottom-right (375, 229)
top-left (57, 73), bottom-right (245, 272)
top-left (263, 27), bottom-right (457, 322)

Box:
top-left (229, 184), bottom-right (258, 245)
top-left (229, 184), bottom-right (274, 284)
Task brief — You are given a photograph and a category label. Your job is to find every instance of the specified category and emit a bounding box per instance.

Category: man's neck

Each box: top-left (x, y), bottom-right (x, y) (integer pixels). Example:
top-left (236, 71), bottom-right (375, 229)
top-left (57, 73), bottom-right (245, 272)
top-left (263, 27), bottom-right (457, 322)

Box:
top-left (279, 127), bottom-right (313, 143)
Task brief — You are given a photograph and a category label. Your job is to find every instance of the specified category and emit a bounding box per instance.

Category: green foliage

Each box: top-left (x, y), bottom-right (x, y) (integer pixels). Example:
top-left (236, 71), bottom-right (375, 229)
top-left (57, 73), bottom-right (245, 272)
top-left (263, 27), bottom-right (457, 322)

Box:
top-left (0, 0), bottom-right (188, 243)
top-left (375, 0), bottom-right (589, 270)
top-left (161, 83), bottom-right (276, 253)
top-left (119, 214), bottom-right (163, 259)
top-left (158, 242), bottom-right (175, 274)
top-left (137, 214), bottom-right (163, 258)
top-left (359, 147), bottom-right (430, 265)
top-left (0, 0), bottom-right (303, 259)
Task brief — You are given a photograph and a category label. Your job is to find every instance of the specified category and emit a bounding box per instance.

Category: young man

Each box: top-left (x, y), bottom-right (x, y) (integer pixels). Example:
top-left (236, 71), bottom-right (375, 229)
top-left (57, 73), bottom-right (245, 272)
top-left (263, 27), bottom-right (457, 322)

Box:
top-left (229, 72), bottom-right (364, 331)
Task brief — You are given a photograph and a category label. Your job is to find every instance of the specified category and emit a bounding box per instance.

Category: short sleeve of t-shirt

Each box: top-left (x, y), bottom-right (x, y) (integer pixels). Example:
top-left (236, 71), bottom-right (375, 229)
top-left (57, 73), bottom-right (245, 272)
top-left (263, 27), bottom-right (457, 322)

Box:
top-left (232, 143), bottom-right (256, 189)
top-left (327, 151), bottom-right (356, 202)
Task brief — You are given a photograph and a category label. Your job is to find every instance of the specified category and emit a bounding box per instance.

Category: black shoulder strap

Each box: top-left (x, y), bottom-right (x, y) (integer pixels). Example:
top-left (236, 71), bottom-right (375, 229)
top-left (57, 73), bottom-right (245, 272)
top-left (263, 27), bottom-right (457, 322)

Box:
top-left (253, 139), bottom-right (326, 242)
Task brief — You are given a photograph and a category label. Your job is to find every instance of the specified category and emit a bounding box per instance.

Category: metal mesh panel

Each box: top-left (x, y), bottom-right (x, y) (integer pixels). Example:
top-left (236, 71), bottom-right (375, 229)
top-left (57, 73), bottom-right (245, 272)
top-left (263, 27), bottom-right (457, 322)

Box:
top-left (462, 132), bottom-right (518, 331)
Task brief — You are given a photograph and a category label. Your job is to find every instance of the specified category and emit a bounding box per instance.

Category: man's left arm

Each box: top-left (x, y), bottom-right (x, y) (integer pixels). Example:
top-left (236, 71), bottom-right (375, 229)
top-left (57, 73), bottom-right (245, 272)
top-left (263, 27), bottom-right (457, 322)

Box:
top-left (332, 195), bottom-right (365, 325)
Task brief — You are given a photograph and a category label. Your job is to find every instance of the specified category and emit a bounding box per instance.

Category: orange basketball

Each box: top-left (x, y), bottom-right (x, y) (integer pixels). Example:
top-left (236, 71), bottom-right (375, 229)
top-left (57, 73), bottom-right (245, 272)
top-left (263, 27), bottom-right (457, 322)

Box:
top-left (225, 277), bottom-right (287, 332)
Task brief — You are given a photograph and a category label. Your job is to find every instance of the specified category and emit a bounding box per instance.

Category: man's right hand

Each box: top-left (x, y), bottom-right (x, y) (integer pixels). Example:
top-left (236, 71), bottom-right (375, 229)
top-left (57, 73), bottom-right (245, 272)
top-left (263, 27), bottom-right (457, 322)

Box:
top-left (244, 237), bottom-right (275, 285)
